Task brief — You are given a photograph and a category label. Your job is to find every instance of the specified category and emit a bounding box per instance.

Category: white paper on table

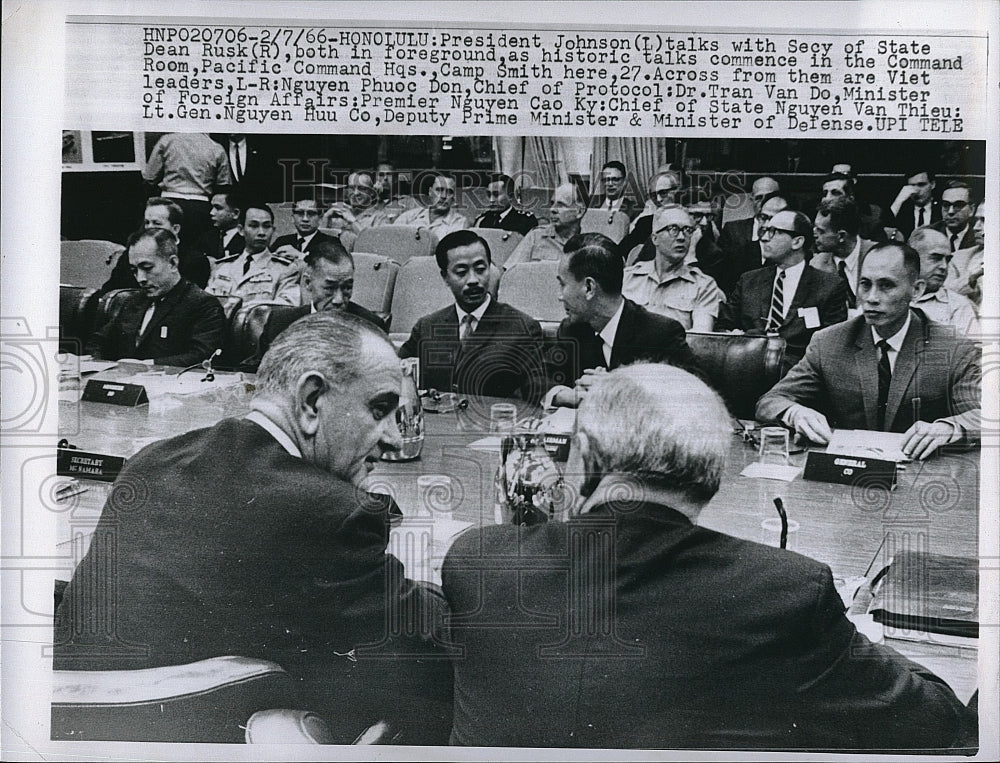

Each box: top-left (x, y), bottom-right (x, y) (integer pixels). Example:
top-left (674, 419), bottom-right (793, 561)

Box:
top-left (846, 613), bottom-right (884, 644)
top-left (739, 462), bottom-right (802, 481)
top-left (826, 429), bottom-right (910, 463)
top-left (467, 435), bottom-right (503, 452)
top-left (388, 516), bottom-right (474, 586)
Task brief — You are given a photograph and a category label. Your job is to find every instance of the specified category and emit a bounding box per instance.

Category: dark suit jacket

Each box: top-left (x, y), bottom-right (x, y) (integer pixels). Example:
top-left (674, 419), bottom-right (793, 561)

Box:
top-left (210, 134), bottom-right (279, 202)
top-left (253, 302), bottom-right (388, 368)
top-left (196, 228), bottom-right (245, 260)
top-left (53, 418), bottom-right (452, 741)
top-left (271, 230), bottom-right (337, 255)
top-left (85, 278), bottom-right (226, 367)
top-left (617, 213), bottom-right (653, 261)
top-left (715, 264), bottom-right (848, 369)
top-left (399, 299), bottom-right (545, 401)
top-left (716, 217), bottom-right (765, 294)
top-left (102, 241), bottom-right (212, 292)
top-left (892, 197), bottom-right (942, 239)
top-left (473, 207), bottom-right (539, 236)
top-left (442, 501), bottom-right (970, 749)
top-left (550, 299), bottom-right (699, 386)
top-left (757, 311), bottom-right (981, 435)
top-left (931, 221), bottom-right (977, 251)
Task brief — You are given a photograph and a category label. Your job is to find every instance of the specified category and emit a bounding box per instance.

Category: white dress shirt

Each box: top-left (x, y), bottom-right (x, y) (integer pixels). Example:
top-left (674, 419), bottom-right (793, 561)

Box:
top-left (597, 300), bottom-right (626, 367)
top-left (245, 409), bottom-right (302, 457)
top-left (456, 294), bottom-right (492, 338)
top-left (870, 311), bottom-right (912, 373)
top-left (773, 259), bottom-right (806, 320)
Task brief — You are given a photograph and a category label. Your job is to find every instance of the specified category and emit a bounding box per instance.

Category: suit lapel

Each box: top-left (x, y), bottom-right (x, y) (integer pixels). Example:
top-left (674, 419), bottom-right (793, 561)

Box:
top-left (748, 267), bottom-right (775, 331)
top-left (853, 326), bottom-right (880, 429)
top-left (885, 316), bottom-right (921, 429)
top-left (608, 300), bottom-right (636, 368)
top-left (136, 282), bottom-right (185, 350)
top-left (781, 266), bottom-right (813, 327)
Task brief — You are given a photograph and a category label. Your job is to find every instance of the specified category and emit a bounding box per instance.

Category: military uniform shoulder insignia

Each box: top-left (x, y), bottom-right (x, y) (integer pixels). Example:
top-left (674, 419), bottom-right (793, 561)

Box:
top-left (270, 252), bottom-right (297, 266)
top-left (216, 252), bottom-right (242, 263)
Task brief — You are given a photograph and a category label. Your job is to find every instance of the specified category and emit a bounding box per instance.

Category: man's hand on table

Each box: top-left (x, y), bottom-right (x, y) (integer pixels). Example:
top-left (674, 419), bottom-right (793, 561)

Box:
top-left (902, 420), bottom-right (958, 461)
top-left (783, 403), bottom-right (833, 445)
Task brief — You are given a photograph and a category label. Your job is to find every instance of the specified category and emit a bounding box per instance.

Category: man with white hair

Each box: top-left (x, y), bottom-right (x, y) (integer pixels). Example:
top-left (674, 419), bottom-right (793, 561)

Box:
top-left (442, 363), bottom-right (973, 749)
top-left (908, 226), bottom-right (980, 336)
top-left (57, 312), bottom-right (454, 744)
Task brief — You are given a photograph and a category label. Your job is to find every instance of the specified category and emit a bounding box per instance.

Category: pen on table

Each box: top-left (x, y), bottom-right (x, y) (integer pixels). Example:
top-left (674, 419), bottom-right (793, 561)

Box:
top-left (773, 497), bottom-right (788, 549)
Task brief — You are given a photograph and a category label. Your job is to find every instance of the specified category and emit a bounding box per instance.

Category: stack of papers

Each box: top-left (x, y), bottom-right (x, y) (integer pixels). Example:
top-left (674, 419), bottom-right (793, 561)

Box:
top-left (388, 515), bottom-right (474, 587)
top-left (826, 429), bottom-right (910, 463)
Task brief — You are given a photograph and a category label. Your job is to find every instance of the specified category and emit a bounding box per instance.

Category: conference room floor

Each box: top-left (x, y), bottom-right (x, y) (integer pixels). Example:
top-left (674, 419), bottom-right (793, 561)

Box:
top-left (55, 363), bottom-right (979, 704)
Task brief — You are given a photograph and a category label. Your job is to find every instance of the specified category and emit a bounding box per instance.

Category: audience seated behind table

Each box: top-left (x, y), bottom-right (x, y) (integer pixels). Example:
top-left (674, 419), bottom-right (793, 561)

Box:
top-left (809, 196), bottom-right (878, 314)
top-left (205, 202), bottom-right (300, 306)
top-left (101, 198), bottom-right (211, 292)
top-left (545, 232), bottom-right (700, 409)
top-left (756, 241), bottom-right (981, 461)
top-left (270, 197), bottom-right (338, 260)
top-left (715, 209), bottom-right (847, 374)
top-left (252, 238), bottom-right (387, 368)
top-left (621, 205), bottom-right (725, 331)
top-left (908, 227), bottom-right (981, 337)
top-left (56, 312), bottom-right (454, 745)
top-left (399, 230), bottom-right (546, 402)
top-left (321, 170), bottom-right (401, 251)
top-left (471, 172), bottom-right (539, 236)
top-left (504, 183), bottom-right (585, 269)
top-left (616, 169), bottom-right (681, 262)
top-left (946, 199), bottom-right (984, 310)
top-left (442, 362), bottom-right (976, 749)
top-left (85, 227), bottom-right (225, 368)
top-left (392, 173), bottom-right (468, 236)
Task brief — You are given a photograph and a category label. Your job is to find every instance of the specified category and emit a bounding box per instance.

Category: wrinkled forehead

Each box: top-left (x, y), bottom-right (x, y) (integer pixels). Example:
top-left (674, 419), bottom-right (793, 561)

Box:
top-left (655, 207), bottom-right (692, 228)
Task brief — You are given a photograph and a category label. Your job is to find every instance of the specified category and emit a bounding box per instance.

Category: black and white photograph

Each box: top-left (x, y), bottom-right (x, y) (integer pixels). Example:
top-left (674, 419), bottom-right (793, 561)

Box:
top-left (2, 2), bottom-right (997, 761)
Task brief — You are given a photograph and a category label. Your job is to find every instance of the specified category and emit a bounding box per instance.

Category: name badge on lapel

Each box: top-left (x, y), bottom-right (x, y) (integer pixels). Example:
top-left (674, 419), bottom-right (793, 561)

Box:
top-left (797, 306), bottom-right (820, 328)
top-left (160, 326), bottom-right (168, 339)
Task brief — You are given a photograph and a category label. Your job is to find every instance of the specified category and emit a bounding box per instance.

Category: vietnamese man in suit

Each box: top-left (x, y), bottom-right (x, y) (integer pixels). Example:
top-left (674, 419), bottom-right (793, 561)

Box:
top-left (757, 242), bottom-right (981, 460)
top-left (547, 232), bottom-right (699, 408)
top-left (86, 228), bottom-right (226, 367)
top-left (716, 210), bottom-right (847, 373)
top-left (399, 230), bottom-right (545, 401)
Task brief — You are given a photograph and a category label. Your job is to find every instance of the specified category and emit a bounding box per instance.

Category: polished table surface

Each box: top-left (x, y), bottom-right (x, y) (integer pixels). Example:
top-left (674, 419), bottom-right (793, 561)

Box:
top-left (56, 363), bottom-right (980, 703)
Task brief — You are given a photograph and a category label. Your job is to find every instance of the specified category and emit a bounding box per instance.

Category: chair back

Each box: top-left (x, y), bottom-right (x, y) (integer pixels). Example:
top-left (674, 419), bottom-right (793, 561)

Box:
top-left (388, 257), bottom-right (453, 340)
top-left (473, 228), bottom-right (524, 268)
top-left (225, 302), bottom-right (283, 368)
top-left (51, 656), bottom-right (295, 743)
top-left (95, 288), bottom-right (141, 330)
top-left (686, 332), bottom-right (786, 419)
top-left (580, 209), bottom-right (630, 243)
top-left (350, 253), bottom-right (399, 316)
top-left (354, 225), bottom-right (438, 264)
top-left (266, 202), bottom-right (297, 238)
top-left (59, 285), bottom-right (99, 353)
top-left (498, 261), bottom-right (564, 325)
top-left (60, 240), bottom-right (124, 289)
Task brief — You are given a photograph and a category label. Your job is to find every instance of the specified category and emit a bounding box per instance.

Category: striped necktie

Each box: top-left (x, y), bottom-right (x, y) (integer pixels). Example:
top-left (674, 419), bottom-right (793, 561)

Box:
top-left (766, 269), bottom-right (785, 332)
top-left (459, 313), bottom-right (475, 340)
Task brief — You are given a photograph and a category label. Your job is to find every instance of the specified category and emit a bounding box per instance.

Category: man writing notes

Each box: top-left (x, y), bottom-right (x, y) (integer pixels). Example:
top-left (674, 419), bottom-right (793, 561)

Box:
top-left (399, 230), bottom-right (545, 401)
top-left (715, 209), bottom-right (847, 372)
top-left (85, 228), bottom-right (225, 367)
top-left (442, 363), bottom-right (973, 749)
top-left (756, 242), bottom-right (981, 460)
top-left (546, 233), bottom-right (698, 408)
top-left (57, 312), bottom-right (453, 744)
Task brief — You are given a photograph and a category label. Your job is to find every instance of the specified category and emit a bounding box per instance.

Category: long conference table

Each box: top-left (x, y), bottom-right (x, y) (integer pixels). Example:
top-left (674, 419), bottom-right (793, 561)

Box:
top-left (56, 362), bottom-right (980, 704)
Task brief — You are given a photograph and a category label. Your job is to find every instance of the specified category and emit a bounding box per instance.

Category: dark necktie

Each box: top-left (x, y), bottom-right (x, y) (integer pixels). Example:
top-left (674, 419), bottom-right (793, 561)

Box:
top-left (917, 206), bottom-right (925, 227)
top-left (766, 269), bottom-right (785, 332)
top-left (243, 253), bottom-right (253, 275)
top-left (950, 232), bottom-right (959, 252)
top-left (297, 236), bottom-right (307, 251)
top-left (876, 339), bottom-right (892, 430)
top-left (217, 231), bottom-right (227, 259)
top-left (233, 143), bottom-right (243, 182)
top-left (837, 260), bottom-right (856, 309)
top-left (459, 313), bottom-right (475, 341)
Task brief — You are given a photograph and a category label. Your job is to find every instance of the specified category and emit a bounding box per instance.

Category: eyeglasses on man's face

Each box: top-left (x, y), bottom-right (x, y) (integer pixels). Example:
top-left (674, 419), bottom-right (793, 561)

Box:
top-left (758, 226), bottom-right (797, 240)
top-left (656, 224), bottom-right (696, 237)
top-left (941, 200), bottom-right (969, 212)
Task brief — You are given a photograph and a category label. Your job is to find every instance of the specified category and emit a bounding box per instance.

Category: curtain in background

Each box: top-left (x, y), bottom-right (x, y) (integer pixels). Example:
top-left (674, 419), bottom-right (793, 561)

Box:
top-left (590, 137), bottom-right (661, 203)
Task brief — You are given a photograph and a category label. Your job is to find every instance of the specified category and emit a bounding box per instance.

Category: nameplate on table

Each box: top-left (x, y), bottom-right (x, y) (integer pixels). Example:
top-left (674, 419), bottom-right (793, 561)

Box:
top-left (542, 433), bottom-right (571, 462)
top-left (57, 447), bottom-right (127, 482)
top-left (82, 379), bottom-right (148, 407)
top-left (802, 450), bottom-right (897, 488)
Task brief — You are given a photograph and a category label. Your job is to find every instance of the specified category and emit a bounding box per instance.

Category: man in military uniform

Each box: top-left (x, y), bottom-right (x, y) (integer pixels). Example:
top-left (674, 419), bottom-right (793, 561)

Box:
top-left (206, 203), bottom-right (300, 305)
top-left (473, 173), bottom-right (538, 236)
top-left (503, 183), bottom-right (585, 269)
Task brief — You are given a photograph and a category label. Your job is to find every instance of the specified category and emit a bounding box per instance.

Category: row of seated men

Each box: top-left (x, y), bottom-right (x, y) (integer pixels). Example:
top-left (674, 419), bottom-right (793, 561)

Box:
top-left (85, 218), bottom-right (981, 464)
top-left (56, 309), bottom-right (980, 748)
